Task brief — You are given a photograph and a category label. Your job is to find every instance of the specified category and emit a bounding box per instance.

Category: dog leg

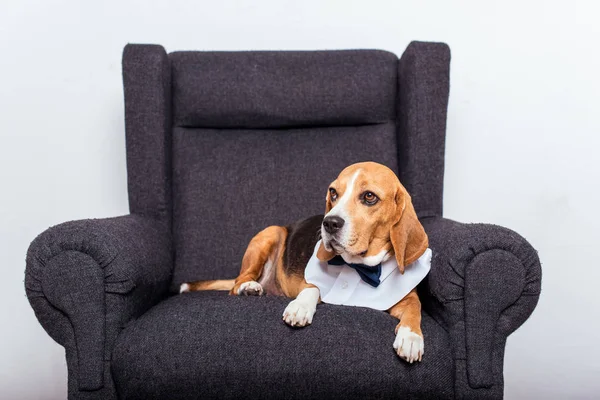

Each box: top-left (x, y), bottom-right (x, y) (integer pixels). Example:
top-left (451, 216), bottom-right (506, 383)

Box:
top-left (388, 289), bottom-right (424, 363)
top-left (231, 225), bottom-right (286, 296)
top-left (180, 279), bottom-right (235, 293)
top-left (282, 283), bottom-right (320, 328)
top-left (237, 281), bottom-right (264, 296)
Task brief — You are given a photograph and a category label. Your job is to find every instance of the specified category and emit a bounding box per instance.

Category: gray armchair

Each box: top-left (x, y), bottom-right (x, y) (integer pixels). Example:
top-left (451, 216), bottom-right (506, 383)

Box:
top-left (25, 42), bottom-right (541, 399)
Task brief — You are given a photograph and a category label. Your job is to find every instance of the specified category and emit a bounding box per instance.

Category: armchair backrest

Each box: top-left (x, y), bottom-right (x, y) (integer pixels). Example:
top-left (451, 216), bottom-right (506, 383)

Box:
top-left (122, 43), bottom-right (450, 287)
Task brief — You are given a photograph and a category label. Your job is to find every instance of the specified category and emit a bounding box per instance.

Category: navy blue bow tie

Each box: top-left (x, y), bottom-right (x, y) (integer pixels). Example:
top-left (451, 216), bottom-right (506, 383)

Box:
top-left (328, 255), bottom-right (382, 288)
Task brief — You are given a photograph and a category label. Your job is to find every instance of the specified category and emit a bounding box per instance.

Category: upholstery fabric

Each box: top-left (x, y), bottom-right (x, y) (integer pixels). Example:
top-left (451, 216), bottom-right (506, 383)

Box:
top-left (25, 215), bottom-right (173, 398)
top-left (23, 41), bottom-right (543, 400)
top-left (112, 291), bottom-right (454, 400)
top-left (170, 50), bottom-right (397, 129)
top-left (171, 123), bottom-right (398, 288)
top-left (420, 217), bottom-right (542, 397)
top-left (397, 42), bottom-right (450, 218)
top-left (123, 44), bottom-right (173, 226)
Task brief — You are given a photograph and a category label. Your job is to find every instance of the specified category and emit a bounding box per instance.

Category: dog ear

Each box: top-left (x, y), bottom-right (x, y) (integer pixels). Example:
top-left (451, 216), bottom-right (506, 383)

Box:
top-left (324, 189), bottom-right (333, 214)
top-left (317, 241), bottom-right (336, 261)
top-left (317, 185), bottom-right (336, 261)
top-left (390, 187), bottom-right (428, 274)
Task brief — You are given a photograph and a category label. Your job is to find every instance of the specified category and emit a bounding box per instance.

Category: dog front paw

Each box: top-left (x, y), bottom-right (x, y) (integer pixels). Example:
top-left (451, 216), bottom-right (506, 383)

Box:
top-left (393, 326), bottom-right (424, 363)
top-left (282, 299), bottom-right (315, 327)
top-left (238, 281), bottom-right (264, 296)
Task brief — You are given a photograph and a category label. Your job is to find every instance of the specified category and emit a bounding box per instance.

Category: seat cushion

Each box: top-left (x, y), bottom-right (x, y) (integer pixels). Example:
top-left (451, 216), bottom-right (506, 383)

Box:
top-left (112, 292), bottom-right (454, 399)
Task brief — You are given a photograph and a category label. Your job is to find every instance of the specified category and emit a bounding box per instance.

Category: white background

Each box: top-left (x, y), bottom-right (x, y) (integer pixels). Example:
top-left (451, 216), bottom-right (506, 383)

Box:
top-left (1, 1), bottom-right (599, 399)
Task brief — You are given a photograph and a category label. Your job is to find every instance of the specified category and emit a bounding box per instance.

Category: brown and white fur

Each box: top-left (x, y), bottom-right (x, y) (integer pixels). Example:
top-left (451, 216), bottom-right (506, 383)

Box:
top-left (181, 162), bottom-right (429, 363)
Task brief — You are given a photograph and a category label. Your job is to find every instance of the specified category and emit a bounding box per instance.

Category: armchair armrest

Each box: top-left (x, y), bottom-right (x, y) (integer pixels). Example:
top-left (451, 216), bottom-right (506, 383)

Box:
top-left (420, 217), bottom-right (541, 394)
top-left (24, 214), bottom-right (172, 395)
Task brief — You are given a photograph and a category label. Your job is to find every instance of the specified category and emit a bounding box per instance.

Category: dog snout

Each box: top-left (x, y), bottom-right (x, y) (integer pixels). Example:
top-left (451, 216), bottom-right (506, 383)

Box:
top-left (323, 216), bottom-right (345, 234)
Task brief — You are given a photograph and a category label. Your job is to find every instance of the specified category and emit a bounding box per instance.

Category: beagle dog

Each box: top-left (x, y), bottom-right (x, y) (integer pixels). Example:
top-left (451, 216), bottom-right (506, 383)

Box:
top-left (181, 162), bottom-right (430, 363)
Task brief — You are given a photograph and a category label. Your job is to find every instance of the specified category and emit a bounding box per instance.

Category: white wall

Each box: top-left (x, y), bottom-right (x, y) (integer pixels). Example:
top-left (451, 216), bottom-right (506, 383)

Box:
top-left (1, 1), bottom-right (598, 399)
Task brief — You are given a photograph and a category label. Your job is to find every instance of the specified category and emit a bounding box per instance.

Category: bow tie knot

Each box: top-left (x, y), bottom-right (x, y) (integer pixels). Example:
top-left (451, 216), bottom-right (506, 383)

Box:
top-left (328, 255), bottom-right (382, 288)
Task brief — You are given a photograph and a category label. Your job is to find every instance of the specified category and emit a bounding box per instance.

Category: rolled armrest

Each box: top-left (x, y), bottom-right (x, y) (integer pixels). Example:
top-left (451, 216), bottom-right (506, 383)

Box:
top-left (25, 214), bottom-right (172, 393)
top-left (420, 217), bottom-right (541, 391)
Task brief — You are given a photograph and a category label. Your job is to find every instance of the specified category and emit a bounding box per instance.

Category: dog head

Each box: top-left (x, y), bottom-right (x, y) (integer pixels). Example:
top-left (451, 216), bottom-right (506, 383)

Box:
top-left (317, 162), bottom-right (428, 272)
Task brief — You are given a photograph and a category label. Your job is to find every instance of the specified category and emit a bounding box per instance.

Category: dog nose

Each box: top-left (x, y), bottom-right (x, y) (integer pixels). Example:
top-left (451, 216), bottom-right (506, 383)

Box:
top-left (323, 216), bottom-right (345, 234)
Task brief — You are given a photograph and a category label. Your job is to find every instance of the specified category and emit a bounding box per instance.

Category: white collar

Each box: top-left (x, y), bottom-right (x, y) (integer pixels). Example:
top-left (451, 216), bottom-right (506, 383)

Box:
top-left (305, 240), bottom-right (431, 311)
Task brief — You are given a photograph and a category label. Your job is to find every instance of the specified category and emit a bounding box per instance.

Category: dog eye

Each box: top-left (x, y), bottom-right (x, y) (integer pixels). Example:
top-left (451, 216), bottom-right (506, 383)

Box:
top-left (362, 191), bottom-right (379, 205)
top-left (329, 188), bottom-right (338, 201)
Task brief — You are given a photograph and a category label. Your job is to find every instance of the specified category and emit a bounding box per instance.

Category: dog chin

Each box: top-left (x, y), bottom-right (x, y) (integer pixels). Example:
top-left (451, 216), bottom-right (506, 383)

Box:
top-left (323, 238), bottom-right (343, 254)
top-left (327, 241), bottom-right (364, 258)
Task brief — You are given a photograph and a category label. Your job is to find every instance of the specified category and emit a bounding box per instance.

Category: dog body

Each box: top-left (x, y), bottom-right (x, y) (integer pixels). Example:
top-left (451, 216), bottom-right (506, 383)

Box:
top-left (181, 162), bottom-right (429, 363)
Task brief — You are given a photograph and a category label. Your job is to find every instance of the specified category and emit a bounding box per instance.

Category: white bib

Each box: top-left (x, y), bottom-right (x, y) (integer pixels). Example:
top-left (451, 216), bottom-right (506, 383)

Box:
top-left (304, 240), bottom-right (432, 311)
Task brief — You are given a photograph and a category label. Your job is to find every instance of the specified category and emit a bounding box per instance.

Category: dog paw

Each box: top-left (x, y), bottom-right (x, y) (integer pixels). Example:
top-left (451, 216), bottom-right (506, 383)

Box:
top-left (393, 327), bottom-right (424, 363)
top-left (238, 281), bottom-right (264, 296)
top-left (179, 283), bottom-right (190, 293)
top-left (282, 299), bottom-right (315, 327)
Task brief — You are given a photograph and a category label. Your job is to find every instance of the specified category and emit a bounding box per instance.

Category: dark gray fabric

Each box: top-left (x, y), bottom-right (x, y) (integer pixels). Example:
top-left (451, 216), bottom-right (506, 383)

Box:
top-left (170, 50), bottom-right (397, 129)
top-left (112, 291), bottom-right (454, 400)
top-left (24, 42), bottom-right (543, 400)
top-left (171, 124), bottom-right (398, 288)
top-left (419, 217), bottom-right (542, 395)
top-left (44, 251), bottom-right (105, 391)
top-left (397, 42), bottom-right (450, 218)
top-left (123, 44), bottom-right (173, 226)
top-left (25, 215), bottom-right (173, 399)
